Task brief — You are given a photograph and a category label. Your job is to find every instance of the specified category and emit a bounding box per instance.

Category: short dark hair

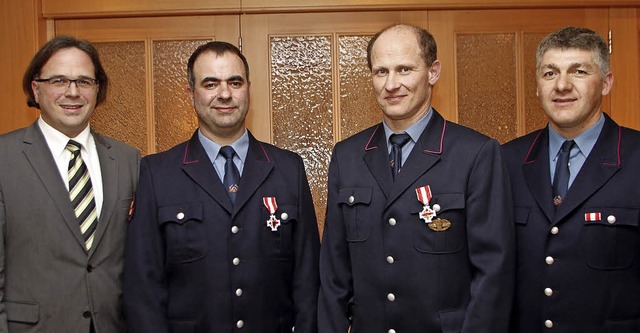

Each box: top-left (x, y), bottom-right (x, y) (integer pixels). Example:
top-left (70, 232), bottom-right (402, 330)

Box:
top-left (187, 41), bottom-right (250, 89)
top-left (22, 35), bottom-right (109, 109)
top-left (366, 24), bottom-right (437, 70)
top-left (536, 26), bottom-right (610, 77)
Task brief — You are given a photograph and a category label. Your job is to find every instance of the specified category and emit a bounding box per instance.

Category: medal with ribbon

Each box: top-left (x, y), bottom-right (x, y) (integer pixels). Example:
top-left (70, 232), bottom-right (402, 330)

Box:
top-left (263, 197), bottom-right (280, 231)
top-left (416, 185), bottom-right (436, 223)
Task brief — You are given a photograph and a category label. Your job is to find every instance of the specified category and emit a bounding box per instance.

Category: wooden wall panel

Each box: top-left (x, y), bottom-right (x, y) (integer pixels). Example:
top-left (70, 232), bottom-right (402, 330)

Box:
top-left (0, 0), bottom-right (43, 134)
top-left (609, 7), bottom-right (640, 130)
top-left (429, 8), bottom-right (610, 138)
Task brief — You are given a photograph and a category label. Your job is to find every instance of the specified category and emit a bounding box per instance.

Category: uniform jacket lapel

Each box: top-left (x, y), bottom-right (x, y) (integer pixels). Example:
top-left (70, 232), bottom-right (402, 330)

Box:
top-left (554, 115), bottom-right (621, 222)
top-left (387, 111), bottom-right (444, 207)
top-left (522, 129), bottom-right (556, 222)
top-left (181, 131), bottom-right (234, 214)
top-left (233, 132), bottom-right (274, 215)
top-left (22, 122), bottom-right (87, 248)
top-left (362, 124), bottom-right (394, 198)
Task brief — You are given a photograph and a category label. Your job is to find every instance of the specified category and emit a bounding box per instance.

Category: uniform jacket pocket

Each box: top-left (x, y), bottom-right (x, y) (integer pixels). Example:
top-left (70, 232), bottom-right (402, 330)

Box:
top-left (261, 203), bottom-right (298, 258)
top-left (414, 193), bottom-right (465, 254)
top-left (338, 187), bottom-right (372, 242)
top-left (158, 202), bottom-right (208, 264)
top-left (582, 207), bottom-right (638, 270)
top-left (438, 307), bottom-right (466, 333)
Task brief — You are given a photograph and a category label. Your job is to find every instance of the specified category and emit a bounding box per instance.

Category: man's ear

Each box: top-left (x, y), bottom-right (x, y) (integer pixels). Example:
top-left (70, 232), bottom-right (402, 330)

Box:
top-left (428, 60), bottom-right (441, 85)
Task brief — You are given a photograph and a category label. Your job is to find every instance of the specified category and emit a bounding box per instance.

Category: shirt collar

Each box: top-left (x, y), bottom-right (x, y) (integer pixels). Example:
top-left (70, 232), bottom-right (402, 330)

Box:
top-left (382, 107), bottom-right (433, 143)
top-left (548, 113), bottom-right (605, 159)
top-left (37, 116), bottom-right (92, 153)
top-left (198, 128), bottom-right (250, 164)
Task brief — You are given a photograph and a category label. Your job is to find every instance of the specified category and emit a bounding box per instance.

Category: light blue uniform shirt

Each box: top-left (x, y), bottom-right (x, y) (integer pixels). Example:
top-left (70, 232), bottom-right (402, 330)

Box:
top-left (198, 129), bottom-right (249, 181)
top-left (383, 107), bottom-right (434, 166)
top-left (548, 114), bottom-right (604, 188)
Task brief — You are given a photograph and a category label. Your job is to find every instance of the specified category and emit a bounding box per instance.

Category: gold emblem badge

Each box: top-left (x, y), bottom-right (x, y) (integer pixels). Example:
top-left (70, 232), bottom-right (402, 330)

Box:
top-left (428, 218), bottom-right (451, 231)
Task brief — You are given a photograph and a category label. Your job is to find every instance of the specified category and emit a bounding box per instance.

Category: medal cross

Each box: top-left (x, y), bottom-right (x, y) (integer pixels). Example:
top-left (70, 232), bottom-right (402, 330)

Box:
top-left (419, 206), bottom-right (436, 223)
top-left (267, 215), bottom-right (280, 231)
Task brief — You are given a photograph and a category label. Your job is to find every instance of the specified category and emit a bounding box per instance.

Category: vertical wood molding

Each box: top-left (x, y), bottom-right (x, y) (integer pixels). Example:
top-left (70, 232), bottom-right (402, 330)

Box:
top-left (609, 7), bottom-right (640, 130)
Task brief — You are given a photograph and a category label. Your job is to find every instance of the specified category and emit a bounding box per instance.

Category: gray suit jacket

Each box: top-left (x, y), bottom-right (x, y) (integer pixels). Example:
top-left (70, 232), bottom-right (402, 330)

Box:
top-left (0, 122), bottom-right (140, 333)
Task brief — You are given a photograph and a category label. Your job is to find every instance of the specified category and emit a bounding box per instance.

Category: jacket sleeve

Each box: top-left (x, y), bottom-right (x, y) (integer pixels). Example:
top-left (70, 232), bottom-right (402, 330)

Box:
top-left (318, 148), bottom-right (352, 333)
top-left (292, 155), bottom-right (320, 333)
top-left (123, 158), bottom-right (170, 333)
top-left (462, 139), bottom-right (515, 333)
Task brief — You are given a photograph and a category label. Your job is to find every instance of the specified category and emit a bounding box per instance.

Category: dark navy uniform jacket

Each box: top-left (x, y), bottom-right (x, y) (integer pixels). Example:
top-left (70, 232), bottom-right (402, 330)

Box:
top-left (318, 110), bottom-right (515, 333)
top-left (503, 114), bottom-right (640, 332)
top-left (123, 130), bottom-right (320, 333)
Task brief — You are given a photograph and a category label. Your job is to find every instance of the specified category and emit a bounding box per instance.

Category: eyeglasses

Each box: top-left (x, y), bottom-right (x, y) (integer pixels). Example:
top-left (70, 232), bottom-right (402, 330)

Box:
top-left (34, 77), bottom-right (99, 90)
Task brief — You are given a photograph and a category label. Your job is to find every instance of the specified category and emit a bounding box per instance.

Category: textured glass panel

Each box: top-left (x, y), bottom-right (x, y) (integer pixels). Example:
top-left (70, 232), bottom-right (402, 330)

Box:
top-left (338, 35), bottom-right (379, 139)
top-left (524, 33), bottom-right (549, 134)
top-left (93, 42), bottom-right (148, 154)
top-left (457, 34), bottom-right (517, 143)
top-left (271, 36), bottom-right (333, 233)
top-left (154, 40), bottom-right (209, 153)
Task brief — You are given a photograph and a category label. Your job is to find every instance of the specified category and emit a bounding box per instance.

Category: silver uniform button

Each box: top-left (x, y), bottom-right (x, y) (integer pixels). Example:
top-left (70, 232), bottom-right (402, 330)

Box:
top-left (291, 326), bottom-right (295, 332)
top-left (386, 256), bottom-right (394, 264)
top-left (544, 288), bottom-right (553, 296)
top-left (348, 196), bottom-right (355, 204)
top-left (233, 257), bottom-right (240, 266)
top-left (607, 215), bottom-right (616, 224)
top-left (281, 212), bottom-right (289, 221)
top-left (231, 226), bottom-right (239, 234)
top-left (236, 288), bottom-right (243, 297)
top-left (237, 320), bottom-right (244, 328)
top-left (388, 218), bottom-right (397, 226)
top-left (432, 204), bottom-right (441, 212)
top-left (176, 212), bottom-right (185, 220)
top-left (387, 293), bottom-right (395, 302)
top-left (388, 330), bottom-right (396, 333)
top-left (545, 256), bottom-right (554, 265)
top-left (545, 320), bottom-right (553, 328)
top-left (550, 226), bottom-right (559, 235)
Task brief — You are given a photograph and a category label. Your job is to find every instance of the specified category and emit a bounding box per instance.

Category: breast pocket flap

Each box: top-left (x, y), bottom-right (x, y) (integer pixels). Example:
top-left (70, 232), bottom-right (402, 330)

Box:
top-left (338, 187), bottom-right (372, 206)
top-left (158, 203), bottom-right (203, 226)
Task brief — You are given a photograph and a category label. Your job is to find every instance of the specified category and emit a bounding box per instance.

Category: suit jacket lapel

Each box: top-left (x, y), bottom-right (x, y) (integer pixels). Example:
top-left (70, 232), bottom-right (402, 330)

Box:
top-left (387, 111), bottom-right (444, 207)
top-left (522, 129), bottom-right (556, 222)
top-left (22, 123), bottom-right (87, 248)
top-left (362, 124), bottom-right (393, 198)
top-left (233, 132), bottom-right (274, 215)
top-left (554, 115), bottom-right (621, 221)
top-left (181, 131), bottom-right (234, 214)
top-left (90, 132), bottom-right (117, 255)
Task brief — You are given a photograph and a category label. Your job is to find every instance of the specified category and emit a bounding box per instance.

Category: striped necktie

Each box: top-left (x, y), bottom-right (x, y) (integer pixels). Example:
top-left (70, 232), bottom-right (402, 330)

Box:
top-left (66, 140), bottom-right (98, 250)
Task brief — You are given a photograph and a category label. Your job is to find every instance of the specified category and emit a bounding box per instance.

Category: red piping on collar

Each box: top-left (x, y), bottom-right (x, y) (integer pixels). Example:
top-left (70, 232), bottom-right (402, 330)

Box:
top-left (364, 124), bottom-right (381, 151)
top-left (259, 142), bottom-right (271, 162)
top-left (602, 127), bottom-right (622, 166)
top-left (183, 141), bottom-right (199, 165)
top-left (523, 130), bottom-right (544, 165)
top-left (423, 120), bottom-right (446, 154)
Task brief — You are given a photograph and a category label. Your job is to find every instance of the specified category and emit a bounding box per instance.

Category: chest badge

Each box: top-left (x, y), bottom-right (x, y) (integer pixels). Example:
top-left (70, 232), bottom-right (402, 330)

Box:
top-left (263, 197), bottom-right (280, 231)
top-left (428, 218), bottom-right (451, 231)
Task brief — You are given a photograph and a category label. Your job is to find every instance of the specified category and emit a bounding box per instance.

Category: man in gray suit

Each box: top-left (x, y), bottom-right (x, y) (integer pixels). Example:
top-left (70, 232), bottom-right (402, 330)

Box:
top-left (0, 36), bottom-right (139, 332)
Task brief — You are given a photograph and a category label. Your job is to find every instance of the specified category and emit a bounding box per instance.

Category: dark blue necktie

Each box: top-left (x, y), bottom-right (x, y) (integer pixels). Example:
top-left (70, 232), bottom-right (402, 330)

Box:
top-left (220, 146), bottom-right (240, 204)
top-left (389, 133), bottom-right (411, 180)
top-left (552, 140), bottom-right (575, 206)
